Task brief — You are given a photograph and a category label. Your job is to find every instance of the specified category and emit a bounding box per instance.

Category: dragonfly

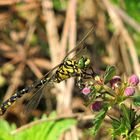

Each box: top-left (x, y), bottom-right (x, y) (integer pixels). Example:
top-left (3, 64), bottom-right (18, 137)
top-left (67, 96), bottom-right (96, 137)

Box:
top-left (0, 25), bottom-right (96, 115)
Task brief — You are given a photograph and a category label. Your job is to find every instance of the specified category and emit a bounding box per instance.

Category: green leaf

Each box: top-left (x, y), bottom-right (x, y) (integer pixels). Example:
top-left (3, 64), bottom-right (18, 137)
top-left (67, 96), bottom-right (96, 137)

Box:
top-left (114, 119), bottom-right (127, 137)
top-left (133, 94), bottom-right (140, 106)
top-left (128, 133), bottom-right (140, 140)
top-left (90, 105), bottom-right (109, 135)
top-left (134, 116), bottom-right (140, 125)
top-left (110, 105), bottom-right (140, 138)
top-left (104, 66), bottom-right (116, 84)
top-left (0, 131), bottom-right (14, 140)
top-left (0, 119), bottom-right (14, 140)
top-left (121, 104), bottom-right (130, 125)
top-left (46, 119), bottom-right (76, 140)
top-left (109, 116), bottom-right (120, 129)
top-left (0, 119), bottom-right (12, 132)
top-left (15, 112), bottom-right (76, 140)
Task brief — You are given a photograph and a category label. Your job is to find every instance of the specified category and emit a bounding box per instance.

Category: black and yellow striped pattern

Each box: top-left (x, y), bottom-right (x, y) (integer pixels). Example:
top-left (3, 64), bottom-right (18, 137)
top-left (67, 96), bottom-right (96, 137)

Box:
top-left (0, 87), bottom-right (30, 115)
top-left (54, 59), bottom-right (82, 82)
top-left (0, 58), bottom-right (87, 115)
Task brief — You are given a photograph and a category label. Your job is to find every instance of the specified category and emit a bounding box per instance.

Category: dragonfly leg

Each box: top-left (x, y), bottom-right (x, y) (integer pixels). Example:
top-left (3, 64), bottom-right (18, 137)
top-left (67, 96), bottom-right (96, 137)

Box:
top-left (76, 76), bottom-right (85, 89)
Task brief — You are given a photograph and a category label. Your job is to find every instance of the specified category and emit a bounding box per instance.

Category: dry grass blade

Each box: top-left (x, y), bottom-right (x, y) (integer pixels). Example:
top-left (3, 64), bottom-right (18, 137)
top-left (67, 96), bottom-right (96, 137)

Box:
top-left (4, 64), bottom-right (25, 100)
top-left (28, 46), bottom-right (41, 56)
top-left (27, 60), bottom-right (43, 78)
top-left (0, 0), bottom-right (18, 6)
top-left (1, 52), bottom-right (17, 59)
top-left (0, 43), bottom-right (13, 51)
top-left (42, 0), bottom-right (60, 65)
top-left (33, 58), bottom-right (52, 70)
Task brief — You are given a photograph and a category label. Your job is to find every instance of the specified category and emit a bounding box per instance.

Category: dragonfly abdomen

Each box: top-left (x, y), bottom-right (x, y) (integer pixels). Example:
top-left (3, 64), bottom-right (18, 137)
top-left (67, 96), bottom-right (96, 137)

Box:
top-left (0, 78), bottom-right (51, 115)
top-left (0, 87), bottom-right (30, 115)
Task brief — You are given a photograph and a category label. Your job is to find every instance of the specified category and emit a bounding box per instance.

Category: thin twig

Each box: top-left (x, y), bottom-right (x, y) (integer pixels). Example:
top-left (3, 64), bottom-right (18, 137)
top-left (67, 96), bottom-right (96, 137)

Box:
top-left (33, 58), bottom-right (52, 70)
top-left (27, 60), bottom-right (43, 78)
top-left (42, 0), bottom-right (60, 66)
top-left (4, 63), bottom-right (25, 100)
top-left (60, 0), bottom-right (77, 114)
top-left (63, 1), bottom-right (77, 139)
top-left (60, 0), bottom-right (72, 57)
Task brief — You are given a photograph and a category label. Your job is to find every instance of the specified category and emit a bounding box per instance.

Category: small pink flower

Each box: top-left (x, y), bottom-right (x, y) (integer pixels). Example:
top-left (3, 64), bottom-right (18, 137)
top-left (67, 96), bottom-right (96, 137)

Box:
top-left (124, 86), bottom-right (135, 96)
top-left (82, 87), bottom-right (91, 95)
top-left (110, 76), bottom-right (121, 88)
top-left (91, 101), bottom-right (102, 111)
top-left (128, 75), bottom-right (139, 86)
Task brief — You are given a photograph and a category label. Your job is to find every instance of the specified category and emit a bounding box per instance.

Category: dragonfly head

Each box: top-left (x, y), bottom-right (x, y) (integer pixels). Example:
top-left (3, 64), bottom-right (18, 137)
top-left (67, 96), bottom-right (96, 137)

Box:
top-left (78, 56), bottom-right (90, 69)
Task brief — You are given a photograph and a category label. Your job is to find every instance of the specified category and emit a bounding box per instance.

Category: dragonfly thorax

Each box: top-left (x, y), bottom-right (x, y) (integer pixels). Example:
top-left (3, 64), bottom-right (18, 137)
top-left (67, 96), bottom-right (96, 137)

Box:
top-left (77, 56), bottom-right (90, 69)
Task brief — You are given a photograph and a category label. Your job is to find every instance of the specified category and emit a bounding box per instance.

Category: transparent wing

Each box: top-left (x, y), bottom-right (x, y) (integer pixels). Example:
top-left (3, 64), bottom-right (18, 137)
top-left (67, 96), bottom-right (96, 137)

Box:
top-left (23, 64), bottom-right (60, 114)
top-left (63, 25), bottom-right (96, 61)
top-left (24, 87), bottom-right (44, 113)
top-left (24, 80), bottom-right (53, 114)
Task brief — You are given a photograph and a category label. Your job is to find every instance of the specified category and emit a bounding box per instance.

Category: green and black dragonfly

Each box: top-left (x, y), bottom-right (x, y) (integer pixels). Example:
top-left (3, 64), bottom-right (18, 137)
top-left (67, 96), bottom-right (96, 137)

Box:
top-left (0, 26), bottom-right (96, 115)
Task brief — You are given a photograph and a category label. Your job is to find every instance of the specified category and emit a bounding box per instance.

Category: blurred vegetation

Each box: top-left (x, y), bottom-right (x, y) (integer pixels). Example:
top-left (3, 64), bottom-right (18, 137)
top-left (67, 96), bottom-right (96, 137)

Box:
top-left (0, 0), bottom-right (140, 139)
top-left (0, 112), bottom-right (76, 140)
top-left (111, 0), bottom-right (140, 56)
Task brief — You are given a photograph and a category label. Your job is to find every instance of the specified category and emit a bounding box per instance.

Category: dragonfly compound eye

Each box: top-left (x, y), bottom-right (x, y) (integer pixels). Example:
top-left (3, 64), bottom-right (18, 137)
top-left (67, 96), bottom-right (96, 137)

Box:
top-left (78, 57), bottom-right (90, 69)
top-left (85, 58), bottom-right (90, 68)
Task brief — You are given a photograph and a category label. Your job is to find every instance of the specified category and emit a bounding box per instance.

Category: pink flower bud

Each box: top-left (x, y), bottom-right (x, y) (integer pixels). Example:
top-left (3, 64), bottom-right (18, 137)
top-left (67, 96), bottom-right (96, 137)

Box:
top-left (110, 76), bottom-right (121, 88)
top-left (91, 101), bottom-right (102, 111)
top-left (124, 87), bottom-right (135, 96)
top-left (82, 87), bottom-right (91, 95)
top-left (128, 75), bottom-right (139, 86)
